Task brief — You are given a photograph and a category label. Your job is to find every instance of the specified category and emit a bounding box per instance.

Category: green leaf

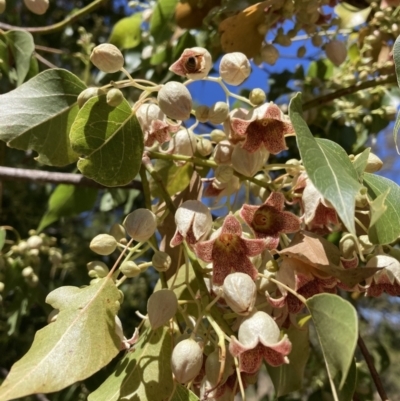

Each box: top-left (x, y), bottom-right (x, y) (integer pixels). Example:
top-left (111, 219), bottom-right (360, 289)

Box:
top-left (37, 184), bottom-right (98, 232)
top-left (150, 0), bottom-right (179, 44)
top-left (70, 96), bottom-right (143, 187)
top-left (88, 326), bottom-right (175, 401)
top-left (0, 279), bottom-right (121, 400)
top-left (173, 31), bottom-right (197, 60)
top-left (289, 93), bottom-right (362, 235)
top-left (109, 13), bottom-right (142, 50)
top-left (335, 3), bottom-right (371, 28)
top-left (171, 384), bottom-right (199, 401)
top-left (353, 147), bottom-right (370, 180)
top-left (267, 324), bottom-right (310, 397)
top-left (307, 59), bottom-right (333, 80)
top-left (336, 358), bottom-right (357, 401)
top-left (0, 68), bottom-right (86, 166)
top-left (0, 228), bottom-right (6, 251)
top-left (363, 173), bottom-right (400, 244)
top-left (306, 294), bottom-right (358, 395)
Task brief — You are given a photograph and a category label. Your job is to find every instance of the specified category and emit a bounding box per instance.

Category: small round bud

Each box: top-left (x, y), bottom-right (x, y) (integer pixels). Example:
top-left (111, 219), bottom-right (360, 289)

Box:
top-left (120, 261), bottom-right (141, 278)
top-left (24, 0), bottom-right (49, 15)
top-left (383, 105), bottom-right (397, 121)
top-left (195, 105), bottom-right (209, 123)
top-left (266, 259), bottom-right (279, 272)
top-left (27, 235), bottom-right (43, 250)
top-left (297, 46), bottom-right (306, 58)
top-left (196, 138), bottom-right (213, 157)
top-left (148, 289), bottom-right (178, 330)
top-left (123, 209), bottom-right (157, 242)
top-left (219, 52), bottom-right (251, 86)
top-left (90, 234), bottom-right (118, 255)
top-left (106, 88), bottom-right (124, 107)
top-left (87, 261), bottom-right (109, 278)
top-left (325, 40), bottom-right (347, 67)
top-left (208, 102), bottom-right (229, 125)
top-left (223, 273), bottom-right (257, 315)
top-left (90, 43), bottom-right (125, 73)
top-left (152, 251), bottom-right (172, 272)
top-left (285, 158), bottom-right (301, 176)
top-left (210, 129), bottom-right (227, 143)
top-left (157, 81), bottom-right (192, 120)
top-left (339, 234), bottom-right (357, 259)
top-left (77, 87), bottom-right (105, 108)
top-left (171, 338), bottom-right (203, 383)
top-left (0, 0), bottom-right (6, 14)
top-left (213, 140), bottom-right (234, 165)
top-left (249, 88), bottom-right (266, 106)
top-left (261, 44), bottom-right (279, 65)
top-left (109, 223), bottom-right (126, 242)
top-left (22, 266), bottom-right (34, 278)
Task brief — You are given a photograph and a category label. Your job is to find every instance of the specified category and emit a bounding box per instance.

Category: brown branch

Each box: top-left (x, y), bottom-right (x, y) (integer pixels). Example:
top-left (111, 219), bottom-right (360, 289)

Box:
top-left (0, 166), bottom-right (142, 190)
top-left (0, 0), bottom-right (108, 35)
top-left (302, 74), bottom-right (397, 111)
top-left (358, 334), bottom-right (390, 401)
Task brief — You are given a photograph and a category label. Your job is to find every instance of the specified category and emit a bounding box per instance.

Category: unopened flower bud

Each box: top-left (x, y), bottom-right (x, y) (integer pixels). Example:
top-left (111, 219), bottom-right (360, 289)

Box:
top-left (223, 273), bottom-right (257, 315)
top-left (24, 0), bottom-right (49, 15)
top-left (325, 40), bottom-right (347, 67)
top-left (152, 251), bottom-right (171, 272)
top-left (167, 129), bottom-right (197, 160)
top-left (169, 47), bottom-right (212, 80)
top-left (27, 235), bottom-right (43, 250)
top-left (0, 0), bottom-right (6, 14)
top-left (215, 165), bottom-right (234, 183)
top-left (87, 261), bottom-right (109, 278)
top-left (197, 138), bottom-right (213, 157)
top-left (339, 234), bottom-right (357, 259)
top-left (106, 88), bottom-right (124, 107)
top-left (285, 158), bottom-right (301, 176)
top-left (120, 261), bottom-right (141, 278)
top-left (77, 87), bottom-right (105, 108)
top-left (219, 52), bottom-right (251, 86)
top-left (157, 81), bottom-right (192, 120)
top-left (354, 152), bottom-right (383, 173)
top-left (90, 234), bottom-right (117, 255)
top-left (123, 209), bottom-right (157, 242)
top-left (249, 88), bottom-right (266, 106)
top-left (148, 289), bottom-right (178, 329)
top-left (261, 44), bottom-right (279, 65)
top-left (171, 338), bottom-right (203, 383)
top-left (208, 102), bottom-right (229, 124)
top-left (109, 223), bottom-right (126, 242)
top-left (231, 145), bottom-right (269, 176)
top-left (22, 266), bottom-right (34, 278)
top-left (195, 105), bottom-right (209, 123)
top-left (210, 129), bottom-right (227, 143)
top-left (213, 140), bottom-right (234, 165)
top-left (90, 43), bottom-right (125, 73)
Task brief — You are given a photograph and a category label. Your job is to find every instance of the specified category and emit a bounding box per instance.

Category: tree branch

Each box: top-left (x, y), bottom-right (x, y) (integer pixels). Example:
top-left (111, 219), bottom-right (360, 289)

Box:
top-left (0, 166), bottom-right (142, 190)
top-left (0, 0), bottom-right (108, 35)
top-left (358, 334), bottom-right (390, 401)
top-left (302, 74), bottom-right (397, 111)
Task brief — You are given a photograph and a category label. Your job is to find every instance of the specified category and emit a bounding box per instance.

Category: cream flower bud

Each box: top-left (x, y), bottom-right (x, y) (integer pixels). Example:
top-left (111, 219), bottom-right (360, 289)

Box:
top-left (213, 140), bottom-right (234, 165)
top-left (195, 105), bottom-right (210, 123)
top-left (215, 165), bottom-right (234, 183)
top-left (77, 87), bottom-right (106, 108)
top-left (24, 0), bottom-right (49, 15)
top-left (197, 138), bottom-right (213, 157)
top-left (249, 88), bottom-right (266, 106)
top-left (167, 129), bottom-right (197, 160)
top-left (27, 235), bottom-right (43, 250)
top-left (339, 234), bottom-right (357, 259)
top-left (120, 261), bottom-right (141, 278)
top-left (123, 209), bottom-right (157, 242)
top-left (148, 289), bottom-right (178, 330)
top-left (261, 44), bottom-right (279, 65)
top-left (106, 88), bottom-right (124, 107)
top-left (90, 43), bottom-right (125, 73)
top-left (157, 81), bottom-right (192, 120)
top-left (223, 273), bottom-right (257, 315)
top-left (152, 251), bottom-right (172, 272)
top-left (169, 47), bottom-right (212, 80)
top-left (90, 234), bottom-right (117, 255)
top-left (219, 52), bottom-right (251, 86)
top-left (353, 152), bottom-right (383, 173)
top-left (109, 223), bottom-right (126, 242)
top-left (208, 102), bottom-right (229, 124)
top-left (87, 261), bottom-right (109, 278)
top-left (0, 0), bottom-right (6, 14)
top-left (210, 129), bottom-right (227, 143)
top-left (231, 145), bottom-right (269, 176)
top-left (171, 338), bottom-right (203, 383)
top-left (325, 40), bottom-right (347, 67)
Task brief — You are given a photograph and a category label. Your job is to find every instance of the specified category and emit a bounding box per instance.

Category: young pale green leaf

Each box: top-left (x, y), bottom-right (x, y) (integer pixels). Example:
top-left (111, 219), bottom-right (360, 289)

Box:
top-left (37, 184), bottom-right (98, 232)
top-left (150, 0), bottom-right (179, 44)
top-left (352, 147), bottom-right (370, 181)
top-left (267, 324), bottom-right (310, 397)
top-left (0, 68), bottom-right (85, 166)
top-left (0, 279), bottom-right (121, 400)
top-left (363, 173), bottom-right (400, 244)
top-left (306, 294), bottom-right (358, 393)
top-left (88, 326), bottom-right (175, 401)
top-left (334, 3), bottom-right (371, 28)
top-left (70, 96), bottom-right (143, 187)
top-left (369, 188), bottom-right (389, 227)
top-left (109, 13), bottom-right (142, 50)
top-left (289, 93), bottom-right (362, 235)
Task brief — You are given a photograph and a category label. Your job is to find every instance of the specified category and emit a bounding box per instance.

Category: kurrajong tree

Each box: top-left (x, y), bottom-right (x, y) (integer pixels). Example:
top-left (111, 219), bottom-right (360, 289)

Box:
top-left (1, 0), bottom-right (400, 400)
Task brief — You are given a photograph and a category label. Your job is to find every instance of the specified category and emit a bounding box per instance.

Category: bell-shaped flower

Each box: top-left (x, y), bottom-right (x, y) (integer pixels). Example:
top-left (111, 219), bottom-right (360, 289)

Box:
top-left (136, 103), bottom-right (180, 147)
top-left (204, 176), bottom-right (240, 200)
top-left (365, 255), bottom-right (400, 297)
top-left (229, 311), bottom-right (292, 373)
top-left (225, 102), bottom-right (294, 154)
top-left (240, 192), bottom-right (300, 250)
top-left (194, 214), bottom-right (265, 285)
top-left (169, 47), bottom-right (212, 80)
top-left (170, 200), bottom-right (213, 247)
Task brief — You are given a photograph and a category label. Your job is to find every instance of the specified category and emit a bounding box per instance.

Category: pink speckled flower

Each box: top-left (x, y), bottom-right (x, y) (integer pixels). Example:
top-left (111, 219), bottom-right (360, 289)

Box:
top-left (365, 255), bottom-right (400, 297)
top-left (225, 102), bottom-right (294, 154)
top-left (240, 192), bottom-right (300, 250)
top-left (229, 311), bottom-right (292, 373)
top-left (194, 214), bottom-right (265, 285)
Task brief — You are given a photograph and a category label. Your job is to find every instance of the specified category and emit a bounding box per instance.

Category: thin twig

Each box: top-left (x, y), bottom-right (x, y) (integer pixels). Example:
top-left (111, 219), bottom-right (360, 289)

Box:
top-left (0, 166), bottom-right (142, 190)
top-left (33, 52), bottom-right (58, 69)
top-left (0, 0), bottom-right (107, 35)
top-left (302, 74), bottom-right (397, 110)
top-left (358, 334), bottom-right (390, 401)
